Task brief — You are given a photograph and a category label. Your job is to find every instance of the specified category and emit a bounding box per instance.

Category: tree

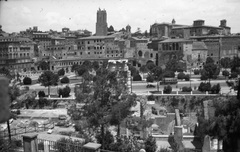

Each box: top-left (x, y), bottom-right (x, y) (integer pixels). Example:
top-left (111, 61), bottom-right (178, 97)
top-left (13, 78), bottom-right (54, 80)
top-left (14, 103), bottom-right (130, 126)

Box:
top-left (231, 56), bottom-right (240, 73)
top-left (58, 86), bottom-right (71, 97)
top-left (139, 65), bottom-right (149, 73)
top-left (108, 25), bottom-right (114, 32)
top-left (163, 85), bottom-right (172, 94)
top-left (92, 61), bottom-right (100, 71)
top-left (76, 65), bottom-right (88, 76)
top-left (58, 68), bottom-right (65, 76)
top-left (177, 72), bottom-right (185, 80)
top-left (206, 57), bottom-right (215, 64)
top-left (146, 62), bottom-right (156, 73)
top-left (146, 74), bottom-right (154, 84)
top-left (203, 62), bottom-right (218, 83)
top-left (128, 65), bottom-right (139, 76)
top-left (38, 71), bottom-right (59, 96)
top-left (38, 91), bottom-right (45, 98)
top-left (23, 77), bottom-right (32, 85)
top-left (0, 67), bottom-right (12, 79)
top-left (184, 74), bottom-right (190, 81)
top-left (151, 66), bottom-right (162, 81)
top-left (163, 71), bottom-right (175, 78)
top-left (38, 61), bottom-right (49, 70)
top-left (133, 74), bottom-right (142, 81)
top-left (144, 30), bottom-right (148, 37)
top-left (144, 136), bottom-right (157, 152)
top-left (222, 70), bottom-right (230, 78)
top-left (166, 59), bottom-right (183, 72)
top-left (71, 64), bottom-right (80, 72)
top-left (220, 57), bottom-right (231, 69)
top-left (60, 76), bottom-right (70, 84)
top-left (73, 68), bottom-right (136, 149)
top-left (230, 72), bottom-right (238, 79)
top-left (82, 60), bottom-right (92, 69)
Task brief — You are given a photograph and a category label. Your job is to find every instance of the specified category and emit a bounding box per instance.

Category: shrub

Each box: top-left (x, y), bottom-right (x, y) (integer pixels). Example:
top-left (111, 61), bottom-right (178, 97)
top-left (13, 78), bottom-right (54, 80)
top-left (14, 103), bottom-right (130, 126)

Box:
top-left (58, 86), bottom-right (71, 97)
top-left (60, 76), bottom-right (70, 84)
top-left (198, 82), bottom-right (211, 92)
top-left (11, 138), bottom-right (22, 148)
top-left (184, 74), bottom-right (190, 81)
top-left (212, 75), bottom-right (218, 79)
top-left (23, 77), bottom-right (32, 85)
top-left (38, 91), bottom-right (45, 98)
top-left (58, 68), bottom-right (65, 76)
top-left (177, 72), bottom-right (185, 80)
top-left (230, 72), bottom-right (238, 79)
top-left (148, 95), bottom-right (155, 101)
top-left (38, 142), bottom-right (44, 150)
top-left (163, 71), bottom-right (175, 78)
top-left (194, 69), bottom-right (200, 75)
top-left (182, 86), bottom-right (192, 92)
top-left (211, 84), bottom-right (221, 94)
top-left (226, 80), bottom-right (234, 87)
top-left (133, 74), bottom-right (142, 81)
top-left (59, 131), bottom-right (73, 136)
top-left (146, 74), bottom-right (154, 83)
top-left (163, 85), bottom-right (172, 94)
top-left (222, 70), bottom-right (230, 77)
top-left (146, 84), bottom-right (155, 88)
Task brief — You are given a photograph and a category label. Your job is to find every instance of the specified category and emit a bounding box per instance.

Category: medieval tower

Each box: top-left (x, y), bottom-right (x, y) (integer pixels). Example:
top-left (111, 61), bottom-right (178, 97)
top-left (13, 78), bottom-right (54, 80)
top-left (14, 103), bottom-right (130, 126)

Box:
top-left (96, 8), bottom-right (108, 36)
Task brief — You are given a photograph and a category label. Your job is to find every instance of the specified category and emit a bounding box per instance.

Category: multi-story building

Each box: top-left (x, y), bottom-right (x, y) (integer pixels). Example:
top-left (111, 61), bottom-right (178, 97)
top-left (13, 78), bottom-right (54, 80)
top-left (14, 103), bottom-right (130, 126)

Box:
top-left (191, 35), bottom-right (240, 64)
top-left (125, 37), bottom-right (156, 68)
top-left (150, 19), bottom-right (231, 40)
top-left (171, 20), bottom-right (231, 39)
top-left (191, 41), bottom-right (208, 69)
top-left (0, 37), bottom-right (35, 72)
top-left (158, 39), bottom-right (193, 70)
top-left (32, 32), bottom-right (52, 50)
top-left (150, 19), bottom-right (187, 39)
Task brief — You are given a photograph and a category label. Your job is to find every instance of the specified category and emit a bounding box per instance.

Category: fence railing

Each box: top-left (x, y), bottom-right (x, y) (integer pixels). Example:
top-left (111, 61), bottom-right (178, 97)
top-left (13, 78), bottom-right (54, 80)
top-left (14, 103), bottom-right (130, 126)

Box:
top-left (37, 138), bottom-right (84, 152)
top-left (1, 123), bottom-right (54, 138)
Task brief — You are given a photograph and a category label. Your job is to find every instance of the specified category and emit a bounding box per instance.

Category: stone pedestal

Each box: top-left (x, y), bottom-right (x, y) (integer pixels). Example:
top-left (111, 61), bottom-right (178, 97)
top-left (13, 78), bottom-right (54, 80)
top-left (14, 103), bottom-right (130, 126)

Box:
top-left (83, 142), bottom-right (101, 152)
top-left (22, 133), bottom-right (38, 152)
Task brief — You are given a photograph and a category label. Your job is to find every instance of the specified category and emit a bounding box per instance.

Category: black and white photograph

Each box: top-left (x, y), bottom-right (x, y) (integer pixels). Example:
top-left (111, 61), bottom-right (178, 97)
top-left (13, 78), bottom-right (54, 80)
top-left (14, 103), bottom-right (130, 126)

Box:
top-left (0, 0), bottom-right (240, 151)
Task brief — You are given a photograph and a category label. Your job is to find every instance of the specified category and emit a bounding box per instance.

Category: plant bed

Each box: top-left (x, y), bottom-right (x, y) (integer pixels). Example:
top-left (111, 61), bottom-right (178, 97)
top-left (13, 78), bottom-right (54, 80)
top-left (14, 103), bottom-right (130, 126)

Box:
top-left (150, 91), bottom-right (162, 94)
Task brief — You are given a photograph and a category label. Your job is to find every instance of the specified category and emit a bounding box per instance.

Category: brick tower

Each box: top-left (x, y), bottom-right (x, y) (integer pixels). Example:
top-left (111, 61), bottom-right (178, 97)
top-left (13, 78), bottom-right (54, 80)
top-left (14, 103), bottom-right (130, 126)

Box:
top-left (96, 8), bottom-right (108, 36)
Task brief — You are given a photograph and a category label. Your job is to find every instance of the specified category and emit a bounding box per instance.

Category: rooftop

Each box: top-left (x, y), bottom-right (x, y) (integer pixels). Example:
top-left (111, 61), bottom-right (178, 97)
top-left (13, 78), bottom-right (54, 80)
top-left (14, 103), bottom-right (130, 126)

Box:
top-left (159, 38), bottom-right (193, 43)
top-left (78, 35), bottom-right (115, 40)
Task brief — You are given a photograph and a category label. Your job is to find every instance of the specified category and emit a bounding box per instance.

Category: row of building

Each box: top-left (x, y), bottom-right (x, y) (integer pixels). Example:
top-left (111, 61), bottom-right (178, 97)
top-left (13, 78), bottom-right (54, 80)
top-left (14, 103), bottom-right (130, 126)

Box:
top-left (0, 9), bottom-right (240, 74)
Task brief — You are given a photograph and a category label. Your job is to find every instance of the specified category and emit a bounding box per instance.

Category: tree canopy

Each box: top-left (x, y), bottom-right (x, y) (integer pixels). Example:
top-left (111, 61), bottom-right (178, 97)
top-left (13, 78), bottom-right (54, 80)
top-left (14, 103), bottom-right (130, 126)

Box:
top-left (70, 68), bottom-right (137, 149)
top-left (38, 71), bottom-right (59, 96)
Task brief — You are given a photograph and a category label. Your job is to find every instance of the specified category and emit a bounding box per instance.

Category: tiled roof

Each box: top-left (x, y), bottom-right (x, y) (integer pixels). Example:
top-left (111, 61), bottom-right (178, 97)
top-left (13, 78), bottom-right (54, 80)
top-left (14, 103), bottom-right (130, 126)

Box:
top-left (192, 41), bottom-right (208, 50)
top-left (159, 38), bottom-right (192, 43)
top-left (78, 35), bottom-right (115, 40)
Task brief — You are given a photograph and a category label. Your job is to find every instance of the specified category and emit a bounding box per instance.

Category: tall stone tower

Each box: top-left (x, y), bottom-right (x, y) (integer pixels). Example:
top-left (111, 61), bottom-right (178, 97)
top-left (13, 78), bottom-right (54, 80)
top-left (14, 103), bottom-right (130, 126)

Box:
top-left (96, 8), bottom-right (108, 36)
top-left (126, 25), bottom-right (131, 38)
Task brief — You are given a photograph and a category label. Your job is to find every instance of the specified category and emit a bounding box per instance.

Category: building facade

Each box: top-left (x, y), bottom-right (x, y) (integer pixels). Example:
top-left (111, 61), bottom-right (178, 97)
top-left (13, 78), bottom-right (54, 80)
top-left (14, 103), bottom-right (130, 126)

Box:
top-left (96, 8), bottom-right (108, 36)
top-left (0, 37), bottom-right (35, 72)
top-left (158, 39), bottom-right (193, 70)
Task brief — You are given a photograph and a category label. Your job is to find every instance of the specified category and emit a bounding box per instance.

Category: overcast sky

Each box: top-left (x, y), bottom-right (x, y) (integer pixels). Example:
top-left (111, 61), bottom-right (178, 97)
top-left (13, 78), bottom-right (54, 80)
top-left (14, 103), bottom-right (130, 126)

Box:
top-left (0, 0), bottom-right (240, 33)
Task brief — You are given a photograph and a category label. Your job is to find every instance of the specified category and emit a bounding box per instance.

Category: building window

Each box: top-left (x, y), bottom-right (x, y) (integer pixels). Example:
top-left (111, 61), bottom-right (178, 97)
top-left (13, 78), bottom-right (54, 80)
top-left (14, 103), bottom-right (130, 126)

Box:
top-left (88, 41), bottom-right (90, 44)
top-left (88, 47), bottom-right (90, 50)
top-left (211, 53), bottom-right (213, 56)
top-left (88, 52), bottom-right (90, 55)
top-left (138, 50), bottom-right (143, 57)
top-left (150, 53), bottom-right (153, 58)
